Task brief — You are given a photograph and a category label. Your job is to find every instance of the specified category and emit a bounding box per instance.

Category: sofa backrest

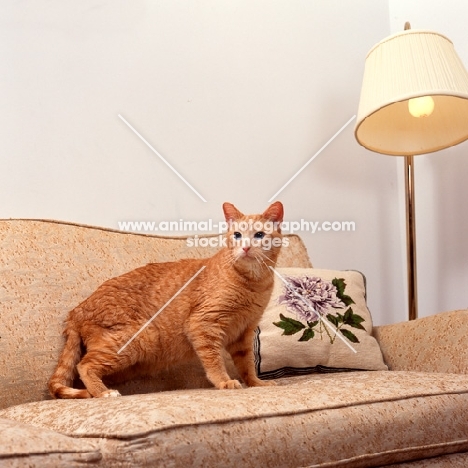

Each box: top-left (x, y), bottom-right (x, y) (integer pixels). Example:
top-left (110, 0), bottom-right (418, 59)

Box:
top-left (0, 219), bottom-right (312, 409)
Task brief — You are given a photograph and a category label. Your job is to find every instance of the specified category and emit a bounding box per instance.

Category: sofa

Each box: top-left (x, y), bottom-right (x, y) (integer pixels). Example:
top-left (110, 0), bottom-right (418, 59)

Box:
top-left (1, 219), bottom-right (468, 467)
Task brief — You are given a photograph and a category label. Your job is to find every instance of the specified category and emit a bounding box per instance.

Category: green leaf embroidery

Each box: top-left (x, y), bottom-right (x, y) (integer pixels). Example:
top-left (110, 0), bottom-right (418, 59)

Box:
top-left (332, 278), bottom-right (355, 306)
top-left (273, 313), bottom-right (305, 335)
top-left (299, 328), bottom-right (315, 341)
top-left (343, 308), bottom-right (353, 323)
top-left (326, 313), bottom-right (339, 327)
top-left (341, 328), bottom-right (360, 343)
top-left (343, 307), bottom-right (366, 330)
top-left (332, 277), bottom-right (346, 296)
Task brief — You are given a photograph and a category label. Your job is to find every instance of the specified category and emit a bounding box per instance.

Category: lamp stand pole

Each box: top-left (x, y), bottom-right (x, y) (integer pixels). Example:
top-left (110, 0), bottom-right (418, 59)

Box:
top-left (405, 155), bottom-right (418, 320)
top-left (404, 21), bottom-right (417, 320)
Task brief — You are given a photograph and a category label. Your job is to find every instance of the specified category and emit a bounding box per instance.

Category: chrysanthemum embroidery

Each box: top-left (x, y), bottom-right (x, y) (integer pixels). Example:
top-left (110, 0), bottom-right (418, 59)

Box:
top-left (273, 276), bottom-right (366, 344)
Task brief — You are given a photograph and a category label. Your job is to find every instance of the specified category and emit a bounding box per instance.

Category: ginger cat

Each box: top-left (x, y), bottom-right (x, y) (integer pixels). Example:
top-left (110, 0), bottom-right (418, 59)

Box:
top-left (49, 202), bottom-right (284, 398)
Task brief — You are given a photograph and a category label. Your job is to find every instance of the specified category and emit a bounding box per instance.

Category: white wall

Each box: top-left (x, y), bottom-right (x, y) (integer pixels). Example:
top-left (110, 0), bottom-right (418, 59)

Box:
top-left (0, 1), bottom-right (408, 325)
top-left (389, 0), bottom-right (468, 318)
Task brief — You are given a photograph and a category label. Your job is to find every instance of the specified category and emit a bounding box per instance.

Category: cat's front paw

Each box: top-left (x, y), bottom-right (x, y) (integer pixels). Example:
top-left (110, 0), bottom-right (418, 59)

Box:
top-left (99, 389), bottom-right (122, 398)
top-left (218, 379), bottom-right (243, 390)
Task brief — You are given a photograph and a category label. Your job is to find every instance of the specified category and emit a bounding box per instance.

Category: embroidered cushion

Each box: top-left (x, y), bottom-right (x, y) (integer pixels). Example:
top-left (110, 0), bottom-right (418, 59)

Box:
top-left (255, 268), bottom-right (388, 378)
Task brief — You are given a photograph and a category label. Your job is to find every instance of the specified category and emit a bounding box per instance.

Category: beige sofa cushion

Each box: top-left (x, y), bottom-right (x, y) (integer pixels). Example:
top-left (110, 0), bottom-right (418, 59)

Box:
top-left (0, 219), bottom-right (312, 409)
top-left (0, 417), bottom-right (100, 467)
top-left (373, 309), bottom-right (468, 374)
top-left (1, 372), bottom-right (468, 467)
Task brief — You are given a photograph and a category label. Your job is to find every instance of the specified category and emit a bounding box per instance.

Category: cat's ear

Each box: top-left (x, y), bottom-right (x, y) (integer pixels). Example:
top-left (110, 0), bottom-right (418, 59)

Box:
top-left (223, 203), bottom-right (244, 222)
top-left (262, 201), bottom-right (284, 223)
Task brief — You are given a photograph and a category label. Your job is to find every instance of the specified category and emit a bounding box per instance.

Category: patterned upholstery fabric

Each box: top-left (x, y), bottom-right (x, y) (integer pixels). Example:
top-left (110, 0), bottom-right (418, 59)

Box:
top-left (373, 309), bottom-right (468, 373)
top-left (1, 372), bottom-right (468, 467)
top-left (0, 219), bottom-right (312, 410)
top-left (1, 219), bottom-right (467, 467)
top-left (0, 417), bottom-right (101, 467)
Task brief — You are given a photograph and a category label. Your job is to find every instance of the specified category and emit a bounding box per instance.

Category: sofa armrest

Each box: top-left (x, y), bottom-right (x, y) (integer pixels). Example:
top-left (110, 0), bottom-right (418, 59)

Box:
top-left (372, 310), bottom-right (468, 374)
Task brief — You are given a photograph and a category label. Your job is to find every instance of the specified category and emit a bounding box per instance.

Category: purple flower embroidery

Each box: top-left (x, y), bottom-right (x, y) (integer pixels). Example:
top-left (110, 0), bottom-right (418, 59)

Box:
top-left (278, 275), bottom-right (344, 322)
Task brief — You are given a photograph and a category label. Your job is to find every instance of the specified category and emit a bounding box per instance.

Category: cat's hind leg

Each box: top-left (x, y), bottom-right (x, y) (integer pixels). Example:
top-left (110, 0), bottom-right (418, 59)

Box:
top-left (76, 351), bottom-right (128, 398)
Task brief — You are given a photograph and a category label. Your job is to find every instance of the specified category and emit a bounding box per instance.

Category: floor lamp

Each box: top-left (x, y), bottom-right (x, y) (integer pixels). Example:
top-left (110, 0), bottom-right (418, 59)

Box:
top-left (355, 23), bottom-right (468, 321)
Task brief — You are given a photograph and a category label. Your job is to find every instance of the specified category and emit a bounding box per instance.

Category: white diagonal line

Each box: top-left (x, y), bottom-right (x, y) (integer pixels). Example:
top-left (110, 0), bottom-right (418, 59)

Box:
top-left (117, 266), bottom-right (206, 354)
top-left (118, 114), bottom-right (207, 203)
top-left (269, 267), bottom-right (357, 353)
top-left (268, 115), bottom-right (356, 202)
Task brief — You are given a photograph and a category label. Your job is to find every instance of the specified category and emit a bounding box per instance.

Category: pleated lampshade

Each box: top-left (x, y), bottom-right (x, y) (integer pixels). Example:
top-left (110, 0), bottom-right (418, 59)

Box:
top-left (355, 29), bottom-right (468, 156)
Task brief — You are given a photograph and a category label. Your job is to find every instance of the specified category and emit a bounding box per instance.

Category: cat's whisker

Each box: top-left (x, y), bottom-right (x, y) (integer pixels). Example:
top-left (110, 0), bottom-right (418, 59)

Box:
top-left (256, 250), bottom-right (275, 269)
top-left (221, 257), bottom-right (238, 273)
top-left (251, 256), bottom-right (264, 276)
top-left (256, 250), bottom-right (271, 261)
top-left (222, 253), bottom-right (238, 270)
top-left (258, 256), bottom-right (272, 273)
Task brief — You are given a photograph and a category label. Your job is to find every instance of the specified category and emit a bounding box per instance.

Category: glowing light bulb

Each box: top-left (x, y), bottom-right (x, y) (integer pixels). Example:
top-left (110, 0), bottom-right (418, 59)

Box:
top-left (408, 96), bottom-right (435, 118)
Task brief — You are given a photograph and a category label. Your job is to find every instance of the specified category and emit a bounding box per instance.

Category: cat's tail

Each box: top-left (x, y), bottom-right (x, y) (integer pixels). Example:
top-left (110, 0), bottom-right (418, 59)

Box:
top-left (48, 326), bottom-right (91, 399)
